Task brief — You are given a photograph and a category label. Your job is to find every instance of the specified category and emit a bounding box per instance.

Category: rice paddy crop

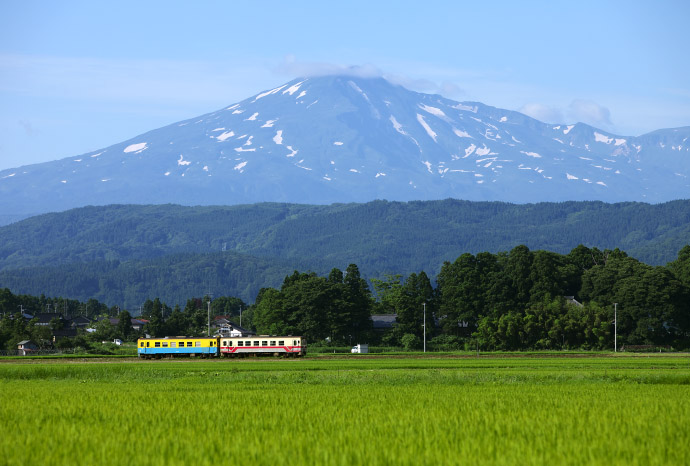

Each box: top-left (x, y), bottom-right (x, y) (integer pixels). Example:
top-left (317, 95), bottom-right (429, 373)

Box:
top-left (1, 355), bottom-right (689, 465)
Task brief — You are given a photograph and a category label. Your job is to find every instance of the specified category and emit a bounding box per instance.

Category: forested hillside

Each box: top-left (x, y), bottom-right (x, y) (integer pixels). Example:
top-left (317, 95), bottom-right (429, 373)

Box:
top-left (0, 199), bottom-right (689, 307)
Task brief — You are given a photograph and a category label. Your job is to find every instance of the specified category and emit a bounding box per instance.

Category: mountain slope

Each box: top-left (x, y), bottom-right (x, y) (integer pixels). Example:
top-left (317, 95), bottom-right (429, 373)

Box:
top-left (1, 76), bottom-right (689, 219)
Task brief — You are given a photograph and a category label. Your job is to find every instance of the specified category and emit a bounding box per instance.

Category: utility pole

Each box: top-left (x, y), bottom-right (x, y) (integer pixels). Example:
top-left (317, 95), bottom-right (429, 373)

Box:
top-left (207, 300), bottom-right (211, 337)
top-left (614, 303), bottom-right (618, 353)
top-left (239, 306), bottom-right (242, 328)
top-left (423, 302), bottom-right (426, 353)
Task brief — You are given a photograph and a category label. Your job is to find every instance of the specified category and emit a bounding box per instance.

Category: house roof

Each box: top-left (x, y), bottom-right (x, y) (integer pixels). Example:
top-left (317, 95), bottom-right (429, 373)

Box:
top-left (69, 316), bottom-right (92, 323)
top-left (17, 340), bottom-right (34, 345)
top-left (372, 314), bottom-right (397, 329)
top-left (53, 328), bottom-right (78, 338)
top-left (33, 313), bottom-right (64, 324)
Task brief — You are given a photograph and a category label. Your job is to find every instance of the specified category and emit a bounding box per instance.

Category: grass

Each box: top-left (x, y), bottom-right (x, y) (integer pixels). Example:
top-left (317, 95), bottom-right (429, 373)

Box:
top-left (1, 355), bottom-right (689, 465)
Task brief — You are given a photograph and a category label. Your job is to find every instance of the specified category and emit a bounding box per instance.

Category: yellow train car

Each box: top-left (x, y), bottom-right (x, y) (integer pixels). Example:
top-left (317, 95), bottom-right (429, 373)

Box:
top-left (138, 336), bottom-right (218, 358)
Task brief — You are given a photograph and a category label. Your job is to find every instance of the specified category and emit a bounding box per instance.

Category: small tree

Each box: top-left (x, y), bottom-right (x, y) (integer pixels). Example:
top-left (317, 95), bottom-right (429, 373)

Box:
top-left (116, 310), bottom-right (134, 341)
top-left (401, 333), bottom-right (421, 351)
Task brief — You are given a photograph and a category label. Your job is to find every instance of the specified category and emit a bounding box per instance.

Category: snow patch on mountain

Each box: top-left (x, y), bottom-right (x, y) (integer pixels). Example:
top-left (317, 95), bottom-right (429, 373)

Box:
top-left (253, 85), bottom-right (287, 102)
top-left (390, 116), bottom-right (405, 134)
top-left (464, 144), bottom-right (477, 157)
top-left (594, 132), bottom-right (613, 144)
top-left (453, 128), bottom-right (472, 138)
top-left (453, 103), bottom-right (478, 113)
top-left (124, 143), bottom-right (148, 154)
top-left (283, 81), bottom-right (305, 96)
top-left (419, 104), bottom-right (447, 119)
top-left (416, 114), bottom-right (437, 142)
top-left (475, 146), bottom-right (491, 156)
top-left (216, 131), bottom-right (235, 142)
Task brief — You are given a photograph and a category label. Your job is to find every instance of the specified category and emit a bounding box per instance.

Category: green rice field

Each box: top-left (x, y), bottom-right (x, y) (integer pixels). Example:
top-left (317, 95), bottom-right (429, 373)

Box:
top-left (1, 355), bottom-right (689, 465)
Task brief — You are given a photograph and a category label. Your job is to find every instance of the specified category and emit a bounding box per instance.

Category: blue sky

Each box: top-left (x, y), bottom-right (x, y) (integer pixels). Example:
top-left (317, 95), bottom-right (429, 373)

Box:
top-left (1, 0), bottom-right (689, 171)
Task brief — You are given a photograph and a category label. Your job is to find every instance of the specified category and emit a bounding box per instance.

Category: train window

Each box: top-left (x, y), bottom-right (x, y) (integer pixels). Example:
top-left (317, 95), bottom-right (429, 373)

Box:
top-left (270, 341), bottom-right (276, 346)
top-left (262, 341), bottom-right (268, 346)
top-left (245, 341), bottom-right (251, 346)
top-left (253, 341), bottom-right (259, 346)
top-left (171, 342), bottom-right (176, 348)
top-left (279, 341), bottom-right (284, 346)
top-left (155, 342), bottom-right (160, 347)
top-left (139, 342), bottom-right (144, 347)
top-left (187, 342), bottom-right (193, 347)
top-left (162, 342), bottom-right (168, 347)
top-left (228, 341), bottom-right (233, 346)
top-left (146, 342), bottom-right (150, 348)
top-left (238, 341), bottom-right (243, 346)
top-left (195, 341), bottom-right (201, 347)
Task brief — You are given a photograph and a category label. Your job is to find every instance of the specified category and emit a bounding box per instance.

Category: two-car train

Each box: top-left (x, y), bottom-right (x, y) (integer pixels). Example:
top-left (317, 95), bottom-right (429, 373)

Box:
top-left (137, 335), bottom-right (306, 358)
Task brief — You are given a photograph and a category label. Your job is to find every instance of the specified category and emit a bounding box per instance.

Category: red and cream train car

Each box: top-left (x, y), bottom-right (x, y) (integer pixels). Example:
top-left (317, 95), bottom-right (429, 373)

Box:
top-left (220, 335), bottom-right (306, 357)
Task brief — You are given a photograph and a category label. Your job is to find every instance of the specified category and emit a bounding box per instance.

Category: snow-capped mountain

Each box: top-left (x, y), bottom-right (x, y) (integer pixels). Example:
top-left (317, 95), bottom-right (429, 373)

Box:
top-left (1, 75), bottom-right (689, 218)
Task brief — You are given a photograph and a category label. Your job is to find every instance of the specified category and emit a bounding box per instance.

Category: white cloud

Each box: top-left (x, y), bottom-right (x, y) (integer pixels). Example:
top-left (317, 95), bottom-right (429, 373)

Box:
top-left (568, 99), bottom-right (612, 127)
top-left (518, 99), bottom-right (614, 128)
top-left (276, 56), bottom-right (466, 98)
top-left (276, 56), bottom-right (383, 79)
top-left (518, 103), bottom-right (564, 123)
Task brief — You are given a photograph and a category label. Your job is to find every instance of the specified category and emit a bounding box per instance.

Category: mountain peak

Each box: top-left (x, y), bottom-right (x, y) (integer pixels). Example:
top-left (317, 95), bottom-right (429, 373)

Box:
top-left (0, 76), bottom-right (688, 220)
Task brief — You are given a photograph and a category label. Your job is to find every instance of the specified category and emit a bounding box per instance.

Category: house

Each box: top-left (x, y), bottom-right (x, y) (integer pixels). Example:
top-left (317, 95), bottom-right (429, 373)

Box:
top-left (32, 313), bottom-right (65, 327)
top-left (565, 296), bottom-right (584, 307)
top-left (17, 340), bottom-right (38, 356)
top-left (371, 314), bottom-right (397, 331)
top-left (52, 328), bottom-right (78, 342)
top-left (68, 315), bottom-right (92, 329)
top-left (216, 321), bottom-right (255, 337)
top-left (131, 319), bottom-right (147, 332)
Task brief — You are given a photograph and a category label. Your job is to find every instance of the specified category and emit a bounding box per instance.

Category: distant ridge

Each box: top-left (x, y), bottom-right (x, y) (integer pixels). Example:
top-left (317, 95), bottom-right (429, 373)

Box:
top-left (0, 200), bottom-right (688, 307)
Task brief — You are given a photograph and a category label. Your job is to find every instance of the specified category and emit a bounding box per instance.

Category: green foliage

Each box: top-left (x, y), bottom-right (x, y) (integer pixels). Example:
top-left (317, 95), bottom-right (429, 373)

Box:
top-left (253, 266), bottom-right (373, 344)
top-left (2, 200), bottom-right (690, 307)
